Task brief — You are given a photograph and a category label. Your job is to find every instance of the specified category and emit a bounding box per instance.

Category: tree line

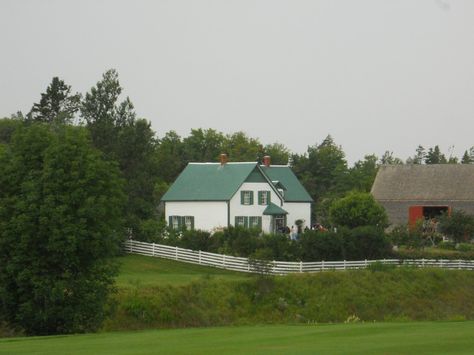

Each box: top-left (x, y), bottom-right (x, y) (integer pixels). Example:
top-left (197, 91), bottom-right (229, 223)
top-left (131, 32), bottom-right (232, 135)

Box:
top-left (4, 69), bottom-right (474, 231)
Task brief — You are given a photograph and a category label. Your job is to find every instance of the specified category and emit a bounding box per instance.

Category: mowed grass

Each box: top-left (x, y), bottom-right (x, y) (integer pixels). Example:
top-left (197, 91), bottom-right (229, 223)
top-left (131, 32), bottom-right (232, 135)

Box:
top-left (2, 321), bottom-right (474, 354)
top-left (115, 254), bottom-right (250, 287)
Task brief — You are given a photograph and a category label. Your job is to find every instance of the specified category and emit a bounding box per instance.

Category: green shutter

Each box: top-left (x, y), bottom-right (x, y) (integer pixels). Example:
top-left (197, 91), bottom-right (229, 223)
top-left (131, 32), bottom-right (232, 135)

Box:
top-left (257, 216), bottom-right (262, 230)
top-left (250, 192), bottom-right (254, 205)
top-left (267, 191), bottom-right (271, 205)
top-left (241, 191), bottom-right (245, 204)
top-left (258, 191), bottom-right (263, 205)
top-left (169, 216), bottom-right (173, 228)
top-left (244, 216), bottom-right (249, 228)
top-left (190, 216), bottom-right (195, 230)
top-left (235, 216), bottom-right (238, 226)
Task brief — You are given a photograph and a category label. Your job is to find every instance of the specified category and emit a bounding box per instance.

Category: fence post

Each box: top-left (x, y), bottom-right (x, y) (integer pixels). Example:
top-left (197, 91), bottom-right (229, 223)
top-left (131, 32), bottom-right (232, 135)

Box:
top-left (322, 260), bottom-right (325, 271)
top-left (364, 259), bottom-right (367, 269)
top-left (199, 250), bottom-right (202, 264)
top-left (458, 259), bottom-right (462, 270)
top-left (422, 258), bottom-right (425, 268)
top-left (152, 243), bottom-right (155, 257)
top-left (300, 261), bottom-right (303, 273)
top-left (343, 260), bottom-right (346, 270)
top-left (175, 246), bottom-right (178, 260)
top-left (129, 239), bottom-right (133, 253)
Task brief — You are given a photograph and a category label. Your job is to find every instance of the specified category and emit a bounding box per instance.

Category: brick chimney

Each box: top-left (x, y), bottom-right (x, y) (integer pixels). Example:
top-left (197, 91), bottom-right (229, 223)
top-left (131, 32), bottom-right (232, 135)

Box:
top-left (263, 155), bottom-right (271, 167)
top-left (220, 153), bottom-right (228, 165)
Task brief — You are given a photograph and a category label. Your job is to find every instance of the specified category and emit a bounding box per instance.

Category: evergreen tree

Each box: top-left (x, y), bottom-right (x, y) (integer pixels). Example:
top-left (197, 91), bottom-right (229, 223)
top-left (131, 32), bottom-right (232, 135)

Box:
top-left (461, 147), bottom-right (474, 164)
top-left (28, 77), bottom-right (81, 124)
top-left (424, 145), bottom-right (447, 164)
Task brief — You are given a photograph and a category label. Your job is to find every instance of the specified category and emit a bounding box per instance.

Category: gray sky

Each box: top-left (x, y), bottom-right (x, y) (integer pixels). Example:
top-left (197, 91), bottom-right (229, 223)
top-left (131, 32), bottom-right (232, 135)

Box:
top-left (1, 0), bottom-right (473, 164)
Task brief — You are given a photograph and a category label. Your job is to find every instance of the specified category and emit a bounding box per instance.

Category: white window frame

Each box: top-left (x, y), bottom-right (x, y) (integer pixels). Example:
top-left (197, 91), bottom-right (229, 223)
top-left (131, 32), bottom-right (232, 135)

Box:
top-left (243, 191), bottom-right (252, 205)
top-left (249, 216), bottom-right (259, 228)
top-left (236, 216), bottom-right (245, 227)
top-left (185, 216), bottom-right (193, 230)
top-left (172, 216), bottom-right (180, 230)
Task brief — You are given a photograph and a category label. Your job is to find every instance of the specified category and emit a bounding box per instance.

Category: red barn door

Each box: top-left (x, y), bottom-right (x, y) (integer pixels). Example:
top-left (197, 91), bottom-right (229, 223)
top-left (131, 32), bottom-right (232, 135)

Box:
top-left (408, 206), bottom-right (424, 227)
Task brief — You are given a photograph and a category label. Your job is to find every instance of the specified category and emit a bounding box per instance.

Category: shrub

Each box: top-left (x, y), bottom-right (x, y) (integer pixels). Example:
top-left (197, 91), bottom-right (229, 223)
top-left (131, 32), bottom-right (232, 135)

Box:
top-left (457, 243), bottom-right (474, 252)
top-left (438, 210), bottom-right (474, 243)
top-left (329, 191), bottom-right (388, 229)
top-left (299, 230), bottom-right (344, 261)
top-left (180, 230), bottom-right (212, 251)
top-left (344, 226), bottom-right (392, 260)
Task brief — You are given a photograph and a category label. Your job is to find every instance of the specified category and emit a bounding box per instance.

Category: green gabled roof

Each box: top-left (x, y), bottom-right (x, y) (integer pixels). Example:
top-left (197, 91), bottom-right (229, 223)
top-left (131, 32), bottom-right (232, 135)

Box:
top-left (161, 163), bottom-right (259, 201)
top-left (263, 202), bottom-right (288, 215)
top-left (261, 165), bottom-right (313, 202)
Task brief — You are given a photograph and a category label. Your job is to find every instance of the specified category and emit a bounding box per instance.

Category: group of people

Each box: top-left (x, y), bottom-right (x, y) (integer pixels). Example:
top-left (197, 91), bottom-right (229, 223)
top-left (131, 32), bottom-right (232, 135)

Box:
top-left (277, 223), bottom-right (328, 240)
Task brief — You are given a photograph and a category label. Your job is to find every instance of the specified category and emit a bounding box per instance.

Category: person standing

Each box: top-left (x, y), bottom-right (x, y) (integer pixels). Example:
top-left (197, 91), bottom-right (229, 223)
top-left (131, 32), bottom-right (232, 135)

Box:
top-left (291, 225), bottom-right (297, 240)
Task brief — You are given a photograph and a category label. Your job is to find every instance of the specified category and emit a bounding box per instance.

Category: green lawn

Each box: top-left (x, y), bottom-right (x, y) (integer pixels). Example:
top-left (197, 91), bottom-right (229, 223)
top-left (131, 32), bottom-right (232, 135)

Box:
top-left (115, 254), bottom-right (250, 287)
top-left (2, 321), bottom-right (473, 354)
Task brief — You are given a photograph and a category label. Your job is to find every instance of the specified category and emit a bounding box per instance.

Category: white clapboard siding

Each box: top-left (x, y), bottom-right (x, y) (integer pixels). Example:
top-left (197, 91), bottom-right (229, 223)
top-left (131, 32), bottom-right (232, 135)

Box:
top-left (124, 240), bottom-right (474, 275)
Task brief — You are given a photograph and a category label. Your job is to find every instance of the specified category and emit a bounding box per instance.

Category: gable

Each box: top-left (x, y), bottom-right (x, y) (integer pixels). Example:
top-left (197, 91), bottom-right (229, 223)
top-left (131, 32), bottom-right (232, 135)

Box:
top-left (261, 165), bottom-right (313, 202)
top-left (245, 167), bottom-right (267, 183)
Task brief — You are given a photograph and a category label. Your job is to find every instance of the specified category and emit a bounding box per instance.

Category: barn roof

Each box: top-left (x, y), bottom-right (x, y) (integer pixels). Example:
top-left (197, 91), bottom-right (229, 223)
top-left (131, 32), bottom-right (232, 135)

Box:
top-left (371, 164), bottom-right (474, 201)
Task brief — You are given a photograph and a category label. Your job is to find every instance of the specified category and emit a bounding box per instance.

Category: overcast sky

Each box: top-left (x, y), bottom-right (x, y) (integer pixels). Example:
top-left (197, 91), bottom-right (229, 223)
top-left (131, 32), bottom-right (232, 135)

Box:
top-left (1, 0), bottom-right (473, 164)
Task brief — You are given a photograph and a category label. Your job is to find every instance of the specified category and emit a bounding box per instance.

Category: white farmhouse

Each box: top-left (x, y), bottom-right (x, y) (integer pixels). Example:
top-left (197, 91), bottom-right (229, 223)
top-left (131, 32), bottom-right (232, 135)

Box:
top-left (161, 155), bottom-right (313, 233)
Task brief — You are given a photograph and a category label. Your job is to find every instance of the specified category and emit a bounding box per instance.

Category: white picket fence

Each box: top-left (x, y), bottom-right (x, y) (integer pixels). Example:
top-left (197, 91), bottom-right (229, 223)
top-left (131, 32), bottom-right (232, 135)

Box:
top-left (124, 239), bottom-right (474, 275)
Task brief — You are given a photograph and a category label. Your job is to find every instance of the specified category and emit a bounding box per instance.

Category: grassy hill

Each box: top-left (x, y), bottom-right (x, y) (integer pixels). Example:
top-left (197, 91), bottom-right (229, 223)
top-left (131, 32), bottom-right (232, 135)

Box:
top-left (105, 255), bottom-right (474, 332)
top-left (116, 254), bottom-right (249, 287)
top-left (2, 321), bottom-right (474, 354)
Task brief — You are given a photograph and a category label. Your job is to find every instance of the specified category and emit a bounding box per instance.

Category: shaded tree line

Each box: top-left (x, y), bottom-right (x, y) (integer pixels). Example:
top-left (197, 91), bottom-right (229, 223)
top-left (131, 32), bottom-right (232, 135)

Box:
top-left (3, 69), bottom-right (474, 232)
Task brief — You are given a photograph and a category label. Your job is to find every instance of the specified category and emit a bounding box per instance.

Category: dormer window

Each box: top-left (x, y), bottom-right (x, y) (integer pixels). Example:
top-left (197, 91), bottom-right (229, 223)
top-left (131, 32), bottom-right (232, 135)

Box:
top-left (278, 188), bottom-right (284, 197)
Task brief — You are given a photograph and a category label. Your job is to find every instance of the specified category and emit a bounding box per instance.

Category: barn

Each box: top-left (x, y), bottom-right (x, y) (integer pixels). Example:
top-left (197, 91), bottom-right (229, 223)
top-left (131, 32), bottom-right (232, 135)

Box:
top-left (371, 164), bottom-right (474, 226)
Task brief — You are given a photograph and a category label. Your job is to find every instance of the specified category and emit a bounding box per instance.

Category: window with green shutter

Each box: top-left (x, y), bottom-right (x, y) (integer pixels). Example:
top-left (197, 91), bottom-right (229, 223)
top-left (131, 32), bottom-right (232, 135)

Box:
top-left (169, 215), bottom-right (194, 230)
top-left (241, 191), bottom-right (253, 205)
top-left (258, 191), bottom-right (271, 205)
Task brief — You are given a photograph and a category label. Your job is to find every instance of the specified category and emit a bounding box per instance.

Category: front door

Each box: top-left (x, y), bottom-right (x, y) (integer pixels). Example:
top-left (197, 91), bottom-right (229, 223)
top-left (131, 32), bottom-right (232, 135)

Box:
top-left (274, 215), bottom-right (286, 233)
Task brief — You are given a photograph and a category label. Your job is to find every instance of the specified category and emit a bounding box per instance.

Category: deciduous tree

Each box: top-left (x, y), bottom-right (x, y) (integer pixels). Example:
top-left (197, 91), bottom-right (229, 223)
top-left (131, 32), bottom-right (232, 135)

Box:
top-left (0, 124), bottom-right (125, 335)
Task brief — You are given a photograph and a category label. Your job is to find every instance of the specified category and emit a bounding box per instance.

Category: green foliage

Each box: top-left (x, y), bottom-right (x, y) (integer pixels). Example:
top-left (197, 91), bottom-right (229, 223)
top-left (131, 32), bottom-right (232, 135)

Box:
top-left (438, 210), bottom-right (474, 243)
top-left (329, 191), bottom-right (388, 229)
top-left (0, 124), bottom-right (125, 335)
top-left (425, 145), bottom-right (447, 164)
top-left (366, 261), bottom-right (396, 272)
top-left (182, 128), bottom-right (225, 162)
top-left (299, 230), bottom-right (344, 261)
top-left (0, 118), bottom-right (23, 144)
top-left (347, 154), bottom-right (378, 192)
top-left (263, 142), bottom-right (290, 165)
top-left (105, 264), bottom-right (474, 331)
top-left (27, 77), bottom-right (81, 124)
top-left (345, 226), bottom-right (392, 260)
top-left (222, 131), bottom-right (262, 162)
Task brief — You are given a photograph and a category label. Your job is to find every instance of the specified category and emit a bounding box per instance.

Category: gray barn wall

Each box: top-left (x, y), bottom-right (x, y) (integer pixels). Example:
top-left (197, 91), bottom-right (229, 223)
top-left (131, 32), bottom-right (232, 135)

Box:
top-left (378, 200), bottom-right (474, 226)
